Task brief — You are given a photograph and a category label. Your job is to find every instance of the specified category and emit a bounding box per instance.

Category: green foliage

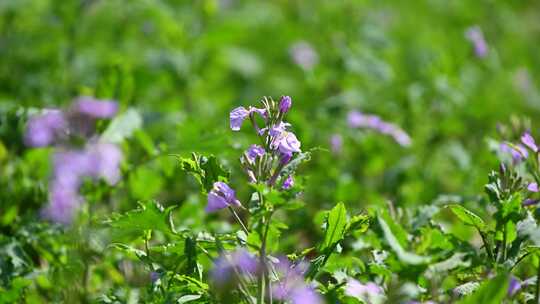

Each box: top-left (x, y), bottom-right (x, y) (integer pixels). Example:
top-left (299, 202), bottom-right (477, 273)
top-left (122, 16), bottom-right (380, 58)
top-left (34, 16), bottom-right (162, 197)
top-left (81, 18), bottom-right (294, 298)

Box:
top-left (457, 273), bottom-right (509, 304)
top-left (176, 153), bottom-right (230, 194)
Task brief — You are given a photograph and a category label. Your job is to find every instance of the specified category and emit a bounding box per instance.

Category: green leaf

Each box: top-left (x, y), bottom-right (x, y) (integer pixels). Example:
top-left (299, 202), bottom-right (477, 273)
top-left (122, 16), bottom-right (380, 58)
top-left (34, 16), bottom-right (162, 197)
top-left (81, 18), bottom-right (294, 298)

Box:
top-left (457, 273), bottom-right (509, 304)
top-left (106, 200), bottom-right (175, 241)
top-left (320, 202), bottom-right (348, 252)
top-left (447, 204), bottom-right (487, 232)
top-left (176, 153), bottom-right (229, 193)
top-left (377, 214), bottom-right (431, 265)
top-left (101, 108), bottom-right (143, 143)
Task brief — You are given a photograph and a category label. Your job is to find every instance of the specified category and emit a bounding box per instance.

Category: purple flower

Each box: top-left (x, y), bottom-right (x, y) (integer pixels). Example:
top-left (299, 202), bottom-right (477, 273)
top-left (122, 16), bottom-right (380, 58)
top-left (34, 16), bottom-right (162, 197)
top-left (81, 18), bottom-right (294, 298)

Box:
top-left (25, 110), bottom-right (67, 147)
top-left (289, 41), bottom-right (319, 71)
top-left (528, 182), bottom-right (539, 193)
top-left (206, 182), bottom-right (241, 212)
top-left (465, 26), bottom-right (488, 58)
top-left (73, 96), bottom-right (119, 119)
top-left (279, 96), bottom-right (292, 114)
top-left (272, 257), bottom-right (322, 304)
top-left (211, 249), bottom-right (258, 285)
top-left (330, 133), bottom-right (343, 154)
top-left (88, 142), bottom-right (123, 185)
top-left (521, 132), bottom-right (538, 152)
top-left (345, 278), bottom-right (383, 301)
top-left (268, 122), bottom-right (291, 137)
top-left (508, 277), bottom-right (522, 296)
top-left (272, 131), bottom-right (301, 156)
top-left (500, 142), bottom-right (528, 162)
top-left (282, 176), bottom-right (294, 190)
top-left (246, 144), bottom-right (265, 162)
top-left (523, 198), bottom-right (539, 207)
top-left (230, 107), bottom-right (250, 131)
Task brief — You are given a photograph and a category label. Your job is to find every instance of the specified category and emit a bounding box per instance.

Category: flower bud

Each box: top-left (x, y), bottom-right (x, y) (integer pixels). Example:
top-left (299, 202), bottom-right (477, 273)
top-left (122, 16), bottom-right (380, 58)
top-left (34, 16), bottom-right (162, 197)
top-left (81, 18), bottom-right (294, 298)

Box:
top-left (279, 96), bottom-right (292, 114)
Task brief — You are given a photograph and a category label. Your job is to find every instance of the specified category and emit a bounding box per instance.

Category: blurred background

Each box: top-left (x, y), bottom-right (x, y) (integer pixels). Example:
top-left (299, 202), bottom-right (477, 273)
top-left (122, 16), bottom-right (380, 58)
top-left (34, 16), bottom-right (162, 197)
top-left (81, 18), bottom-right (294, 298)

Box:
top-left (1, 0), bottom-right (540, 301)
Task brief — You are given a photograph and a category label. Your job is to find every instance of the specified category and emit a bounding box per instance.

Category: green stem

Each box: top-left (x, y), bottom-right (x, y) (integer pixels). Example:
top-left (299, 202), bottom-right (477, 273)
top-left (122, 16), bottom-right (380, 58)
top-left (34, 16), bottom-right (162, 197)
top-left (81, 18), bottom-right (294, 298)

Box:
top-left (479, 232), bottom-right (493, 262)
top-left (228, 207), bottom-right (249, 235)
top-left (535, 262), bottom-right (540, 304)
top-left (501, 223), bottom-right (507, 263)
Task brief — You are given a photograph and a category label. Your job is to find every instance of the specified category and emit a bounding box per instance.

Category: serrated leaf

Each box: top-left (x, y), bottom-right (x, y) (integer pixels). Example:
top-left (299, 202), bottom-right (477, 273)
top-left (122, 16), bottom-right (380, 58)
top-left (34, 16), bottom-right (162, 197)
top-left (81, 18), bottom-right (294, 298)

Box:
top-left (377, 214), bottom-right (431, 265)
top-left (320, 202), bottom-right (348, 252)
top-left (447, 204), bottom-right (487, 232)
top-left (106, 200), bottom-right (175, 241)
top-left (457, 274), bottom-right (509, 304)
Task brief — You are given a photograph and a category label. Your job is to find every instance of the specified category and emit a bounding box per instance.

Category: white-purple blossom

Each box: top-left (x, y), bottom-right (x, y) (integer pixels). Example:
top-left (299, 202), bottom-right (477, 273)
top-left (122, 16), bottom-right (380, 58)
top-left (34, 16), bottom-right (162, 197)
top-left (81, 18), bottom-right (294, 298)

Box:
top-left (206, 182), bottom-right (242, 212)
top-left (465, 26), bottom-right (488, 58)
top-left (73, 96), bottom-right (119, 119)
top-left (25, 110), bottom-right (67, 147)
top-left (273, 131), bottom-right (302, 156)
top-left (289, 41), bottom-right (319, 71)
top-left (528, 182), bottom-right (539, 193)
top-left (345, 278), bottom-right (384, 302)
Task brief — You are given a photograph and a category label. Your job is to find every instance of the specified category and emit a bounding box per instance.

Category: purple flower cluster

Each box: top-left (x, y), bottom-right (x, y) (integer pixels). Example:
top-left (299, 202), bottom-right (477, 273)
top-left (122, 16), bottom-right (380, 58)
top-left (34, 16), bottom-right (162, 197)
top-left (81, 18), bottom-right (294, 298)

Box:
top-left (500, 131), bottom-right (540, 207)
top-left (465, 26), bottom-right (488, 58)
top-left (347, 110), bottom-right (411, 147)
top-left (231, 96), bottom-right (302, 189)
top-left (25, 97), bottom-right (122, 224)
top-left (271, 257), bottom-right (322, 304)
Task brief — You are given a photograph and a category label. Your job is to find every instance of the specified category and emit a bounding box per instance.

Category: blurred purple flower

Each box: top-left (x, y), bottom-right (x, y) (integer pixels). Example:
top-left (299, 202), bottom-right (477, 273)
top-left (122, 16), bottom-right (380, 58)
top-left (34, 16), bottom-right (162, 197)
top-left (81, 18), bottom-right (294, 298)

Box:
top-left (330, 133), bottom-right (343, 155)
top-left (43, 143), bottom-right (123, 224)
top-left (289, 41), bottom-right (319, 71)
top-left (73, 96), bottom-right (118, 119)
top-left (528, 182), bottom-right (539, 193)
top-left (42, 184), bottom-right (82, 224)
top-left (206, 182), bottom-right (241, 212)
top-left (345, 278), bottom-right (383, 301)
top-left (279, 96), bottom-right (292, 114)
top-left (465, 26), bottom-right (488, 58)
top-left (521, 132), bottom-right (538, 152)
top-left (272, 257), bottom-right (322, 304)
top-left (25, 110), bottom-right (67, 147)
top-left (211, 249), bottom-right (258, 285)
top-left (508, 277), bottom-right (522, 296)
top-left (282, 176), bottom-right (294, 190)
top-left (88, 142), bottom-right (123, 185)
top-left (500, 142), bottom-right (528, 162)
top-left (523, 198), bottom-right (539, 207)
top-left (347, 110), bottom-right (411, 147)
top-left (246, 144), bottom-right (265, 162)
